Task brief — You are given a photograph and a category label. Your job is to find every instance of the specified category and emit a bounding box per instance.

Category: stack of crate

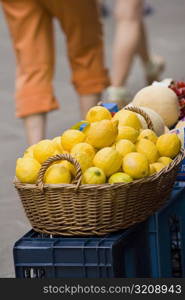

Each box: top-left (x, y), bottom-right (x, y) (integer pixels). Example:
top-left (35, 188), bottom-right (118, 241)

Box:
top-left (13, 182), bottom-right (185, 278)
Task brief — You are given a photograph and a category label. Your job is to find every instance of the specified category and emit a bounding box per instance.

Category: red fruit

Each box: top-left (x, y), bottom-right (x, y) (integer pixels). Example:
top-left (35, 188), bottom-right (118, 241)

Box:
top-left (175, 89), bottom-right (182, 96)
top-left (181, 87), bottom-right (185, 94)
top-left (180, 98), bottom-right (185, 105)
top-left (178, 89), bottom-right (184, 96)
top-left (171, 87), bottom-right (177, 93)
top-left (178, 81), bottom-right (185, 88)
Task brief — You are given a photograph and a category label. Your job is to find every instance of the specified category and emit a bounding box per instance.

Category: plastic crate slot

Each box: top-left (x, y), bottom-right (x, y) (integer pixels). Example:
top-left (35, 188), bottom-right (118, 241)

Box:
top-left (147, 185), bottom-right (185, 278)
top-left (147, 214), bottom-right (161, 278)
top-left (23, 268), bottom-right (31, 278)
top-left (22, 267), bottom-right (46, 278)
top-left (169, 215), bottom-right (183, 278)
top-left (16, 263), bottom-right (54, 267)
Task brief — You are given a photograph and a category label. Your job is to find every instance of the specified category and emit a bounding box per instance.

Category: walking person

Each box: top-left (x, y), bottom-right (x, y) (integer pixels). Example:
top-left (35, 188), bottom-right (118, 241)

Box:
top-left (1, 0), bottom-right (109, 145)
top-left (106, 0), bottom-right (165, 108)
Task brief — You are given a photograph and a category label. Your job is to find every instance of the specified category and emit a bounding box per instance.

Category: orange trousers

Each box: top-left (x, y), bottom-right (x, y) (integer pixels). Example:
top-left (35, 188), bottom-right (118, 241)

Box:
top-left (1, 0), bottom-right (109, 117)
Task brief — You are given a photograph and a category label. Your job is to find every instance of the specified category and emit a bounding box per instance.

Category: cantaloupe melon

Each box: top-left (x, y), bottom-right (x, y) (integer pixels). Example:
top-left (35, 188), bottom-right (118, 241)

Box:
top-left (125, 103), bottom-right (165, 136)
top-left (132, 86), bottom-right (179, 127)
top-left (164, 126), bottom-right (170, 133)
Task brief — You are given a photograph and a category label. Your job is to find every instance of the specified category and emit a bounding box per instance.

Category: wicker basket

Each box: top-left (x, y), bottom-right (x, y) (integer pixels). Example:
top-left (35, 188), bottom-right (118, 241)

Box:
top-left (14, 107), bottom-right (185, 236)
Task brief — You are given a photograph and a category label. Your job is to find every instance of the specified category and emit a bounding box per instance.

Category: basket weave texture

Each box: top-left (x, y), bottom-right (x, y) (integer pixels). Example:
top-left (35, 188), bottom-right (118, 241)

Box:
top-left (14, 107), bottom-right (185, 236)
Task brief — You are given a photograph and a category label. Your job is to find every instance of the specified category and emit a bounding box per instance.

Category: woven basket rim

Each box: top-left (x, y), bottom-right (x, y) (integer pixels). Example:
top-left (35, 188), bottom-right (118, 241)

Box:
top-left (14, 147), bottom-right (184, 236)
top-left (14, 148), bottom-right (184, 190)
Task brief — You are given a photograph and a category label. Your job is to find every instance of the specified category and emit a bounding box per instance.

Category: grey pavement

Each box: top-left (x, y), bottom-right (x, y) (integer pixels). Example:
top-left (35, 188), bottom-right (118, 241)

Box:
top-left (0, 0), bottom-right (185, 277)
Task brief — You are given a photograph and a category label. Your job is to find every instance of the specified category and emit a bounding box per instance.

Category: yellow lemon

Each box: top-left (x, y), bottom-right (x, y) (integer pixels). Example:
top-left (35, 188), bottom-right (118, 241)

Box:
top-left (50, 151), bottom-right (65, 166)
top-left (115, 139), bottom-right (136, 157)
top-left (116, 126), bottom-right (139, 143)
top-left (85, 106), bottom-right (112, 123)
top-left (81, 177), bottom-right (86, 184)
top-left (150, 162), bottom-right (165, 174)
top-left (149, 164), bottom-right (156, 175)
top-left (52, 136), bottom-right (64, 153)
top-left (93, 147), bottom-right (122, 176)
top-left (61, 129), bottom-right (85, 151)
top-left (71, 142), bottom-right (95, 160)
top-left (123, 152), bottom-right (149, 179)
top-left (137, 129), bottom-right (158, 144)
top-left (23, 152), bottom-right (34, 159)
top-left (71, 152), bottom-right (93, 173)
top-left (23, 144), bottom-right (36, 158)
top-left (16, 157), bottom-right (41, 183)
top-left (158, 156), bottom-right (173, 166)
top-left (59, 160), bottom-right (76, 177)
top-left (24, 144), bottom-right (36, 154)
top-left (33, 140), bottom-right (55, 164)
top-left (71, 120), bottom-right (89, 130)
top-left (52, 149), bottom-right (62, 156)
top-left (156, 133), bottom-right (181, 158)
top-left (108, 172), bottom-right (133, 184)
top-left (85, 119), bottom-right (118, 149)
top-left (113, 109), bottom-right (142, 130)
top-left (170, 128), bottom-right (185, 145)
top-left (83, 167), bottom-right (106, 184)
top-left (51, 156), bottom-right (76, 176)
top-left (136, 139), bottom-right (159, 163)
top-left (44, 164), bottom-right (71, 184)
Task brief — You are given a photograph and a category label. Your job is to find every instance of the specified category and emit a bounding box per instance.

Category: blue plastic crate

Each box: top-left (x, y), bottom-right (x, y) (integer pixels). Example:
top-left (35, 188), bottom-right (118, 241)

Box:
top-left (13, 184), bottom-right (185, 278)
top-left (101, 103), bottom-right (118, 113)
top-left (13, 223), bottom-right (150, 278)
top-left (147, 183), bottom-right (185, 278)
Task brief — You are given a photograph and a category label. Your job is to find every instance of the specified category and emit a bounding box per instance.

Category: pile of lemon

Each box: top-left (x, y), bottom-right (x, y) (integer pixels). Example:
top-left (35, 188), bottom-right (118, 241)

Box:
top-left (16, 106), bottom-right (181, 185)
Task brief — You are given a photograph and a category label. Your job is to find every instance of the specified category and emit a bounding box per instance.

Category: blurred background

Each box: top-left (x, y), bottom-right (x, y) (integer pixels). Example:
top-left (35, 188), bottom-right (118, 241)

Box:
top-left (0, 0), bottom-right (185, 277)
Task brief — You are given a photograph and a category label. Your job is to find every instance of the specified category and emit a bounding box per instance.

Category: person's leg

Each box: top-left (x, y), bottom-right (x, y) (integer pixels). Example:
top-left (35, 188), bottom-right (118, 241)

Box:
top-left (137, 21), bottom-right (150, 64)
top-left (106, 0), bottom-right (143, 108)
top-left (2, 0), bottom-right (59, 145)
top-left (107, 0), bottom-right (164, 106)
top-left (79, 94), bottom-right (101, 119)
top-left (137, 21), bottom-right (165, 85)
top-left (23, 114), bottom-right (47, 146)
top-left (50, 0), bottom-right (109, 118)
top-left (111, 0), bottom-right (143, 87)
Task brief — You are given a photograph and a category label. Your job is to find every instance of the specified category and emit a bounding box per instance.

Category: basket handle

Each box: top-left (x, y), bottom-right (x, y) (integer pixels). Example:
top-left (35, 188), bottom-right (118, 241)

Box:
top-left (36, 153), bottom-right (82, 191)
top-left (124, 106), bottom-right (154, 131)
